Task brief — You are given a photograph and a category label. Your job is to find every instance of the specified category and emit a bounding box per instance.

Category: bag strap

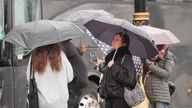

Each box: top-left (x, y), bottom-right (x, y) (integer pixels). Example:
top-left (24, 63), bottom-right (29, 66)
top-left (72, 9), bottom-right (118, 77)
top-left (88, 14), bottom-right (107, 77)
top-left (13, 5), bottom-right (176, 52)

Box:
top-left (30, 61), bottom-right (35, 79)
top-left (121, 55), bottom-right (140, 84)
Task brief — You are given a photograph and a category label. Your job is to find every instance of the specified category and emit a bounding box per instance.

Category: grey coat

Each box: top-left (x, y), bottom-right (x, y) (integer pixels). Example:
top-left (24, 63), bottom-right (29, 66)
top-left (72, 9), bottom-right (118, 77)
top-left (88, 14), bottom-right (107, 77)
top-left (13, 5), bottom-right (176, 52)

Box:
top-left (143, 51), bottom-right (176, 104)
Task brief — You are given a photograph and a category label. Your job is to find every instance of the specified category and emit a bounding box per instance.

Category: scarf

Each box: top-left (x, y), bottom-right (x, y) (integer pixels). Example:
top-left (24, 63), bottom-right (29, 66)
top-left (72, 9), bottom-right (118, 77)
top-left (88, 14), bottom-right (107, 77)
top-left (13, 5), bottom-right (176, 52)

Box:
top-left (105, 46), bottom-right (132, 64)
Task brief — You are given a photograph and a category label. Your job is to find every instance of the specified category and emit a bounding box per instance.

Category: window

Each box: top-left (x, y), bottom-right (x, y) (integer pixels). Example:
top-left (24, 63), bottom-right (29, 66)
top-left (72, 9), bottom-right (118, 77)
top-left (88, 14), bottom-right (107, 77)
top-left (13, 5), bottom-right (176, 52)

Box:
top-left (0, 0), bottom-right (4, 100)
top-left (14, 0), bottom-right (41, 58)
top-left (14, 0), bottom-right (41, 26)
top-left (0, 0), bottom-right (4, 61)
top-left (0, 0), bottom-right (4, 36)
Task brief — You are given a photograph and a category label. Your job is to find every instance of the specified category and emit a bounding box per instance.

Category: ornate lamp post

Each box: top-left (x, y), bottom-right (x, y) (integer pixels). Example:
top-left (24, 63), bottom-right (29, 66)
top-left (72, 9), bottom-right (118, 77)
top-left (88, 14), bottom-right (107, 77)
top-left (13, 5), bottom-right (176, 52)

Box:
top-left (132, 1), bottom-right (150, 107)
top-left (133, 0), bottom-right (150, 26)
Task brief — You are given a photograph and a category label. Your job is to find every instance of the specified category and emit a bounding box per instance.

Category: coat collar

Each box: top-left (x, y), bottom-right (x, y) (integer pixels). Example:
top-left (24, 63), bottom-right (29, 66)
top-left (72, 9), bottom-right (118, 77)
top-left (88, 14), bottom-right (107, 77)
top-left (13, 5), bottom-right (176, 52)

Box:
top-left (105, 46), bottom-right (131, 63)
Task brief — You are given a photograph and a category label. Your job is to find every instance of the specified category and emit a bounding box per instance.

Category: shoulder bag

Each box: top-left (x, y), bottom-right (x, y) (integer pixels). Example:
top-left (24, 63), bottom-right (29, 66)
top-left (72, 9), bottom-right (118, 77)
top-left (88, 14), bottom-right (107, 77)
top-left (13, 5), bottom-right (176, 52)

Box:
top-left (122, 55), bottom-right (145, 107)
top-left (28, 62), bottom-right (39, 108)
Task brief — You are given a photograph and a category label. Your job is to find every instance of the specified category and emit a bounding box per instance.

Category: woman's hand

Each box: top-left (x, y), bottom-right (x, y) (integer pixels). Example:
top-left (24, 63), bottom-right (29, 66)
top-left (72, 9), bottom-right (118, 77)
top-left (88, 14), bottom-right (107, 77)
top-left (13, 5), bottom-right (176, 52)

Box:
top-left (78, 42), bottom-right (86, 55)
top-left (158, 50), bottom-right (166, 60)
top-left (107, 60), bottom-right (114, 68)
top-left (94, 58), bottom-right (103, 66)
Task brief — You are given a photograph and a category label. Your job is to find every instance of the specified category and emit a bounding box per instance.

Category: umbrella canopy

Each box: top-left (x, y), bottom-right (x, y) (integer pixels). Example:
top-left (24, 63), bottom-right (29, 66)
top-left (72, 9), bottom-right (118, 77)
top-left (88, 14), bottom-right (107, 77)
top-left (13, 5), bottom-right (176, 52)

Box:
top-left (53, 9), bottom-right (114, 53)
top-left (137, 25), bottom-right (180, 45)
top-left (3, 20), bottom-right (85, 49)
top-left (53, 9), bottom-right (114, 31)
top-left (84, 17), bottom-right (158, 59)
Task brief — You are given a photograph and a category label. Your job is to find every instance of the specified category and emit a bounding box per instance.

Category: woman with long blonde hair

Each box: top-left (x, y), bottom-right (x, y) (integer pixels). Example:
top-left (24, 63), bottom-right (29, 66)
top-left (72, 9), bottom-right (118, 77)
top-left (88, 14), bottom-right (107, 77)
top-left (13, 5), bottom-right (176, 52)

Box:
top-left (26, 43), bottom-right (73, 108)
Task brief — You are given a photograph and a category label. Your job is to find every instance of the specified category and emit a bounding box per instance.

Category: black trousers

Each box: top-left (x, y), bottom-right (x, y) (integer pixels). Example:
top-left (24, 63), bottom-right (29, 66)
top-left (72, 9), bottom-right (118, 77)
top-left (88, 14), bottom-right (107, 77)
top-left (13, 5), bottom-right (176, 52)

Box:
top-left (68, 89), bottom-right (81, 108)
top-left (105, 97), bottom-right (131, 108)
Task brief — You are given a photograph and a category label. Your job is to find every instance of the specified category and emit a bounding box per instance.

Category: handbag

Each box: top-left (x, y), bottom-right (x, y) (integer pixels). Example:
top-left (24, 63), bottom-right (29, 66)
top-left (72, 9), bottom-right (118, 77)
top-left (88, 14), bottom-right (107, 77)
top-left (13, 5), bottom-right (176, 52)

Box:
top-left (28, 62), bottom-right (39, 108)
top-left (124, 81), bottom-right (145, 107)
top-left (168, 81), bottom-right (176, 96)
top-left (121, 56), bottom-right (145, 107)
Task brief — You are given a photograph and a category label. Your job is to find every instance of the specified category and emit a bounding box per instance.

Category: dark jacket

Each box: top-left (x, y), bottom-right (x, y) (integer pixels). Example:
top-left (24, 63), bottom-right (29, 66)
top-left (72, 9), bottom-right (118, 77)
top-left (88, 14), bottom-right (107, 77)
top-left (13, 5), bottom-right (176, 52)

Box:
top-left (62, 40), bottom-right (88, 90)
top-left (143, 51), bottom-right (176, 104)
top-left (99, 46), bottom-right (136, 98)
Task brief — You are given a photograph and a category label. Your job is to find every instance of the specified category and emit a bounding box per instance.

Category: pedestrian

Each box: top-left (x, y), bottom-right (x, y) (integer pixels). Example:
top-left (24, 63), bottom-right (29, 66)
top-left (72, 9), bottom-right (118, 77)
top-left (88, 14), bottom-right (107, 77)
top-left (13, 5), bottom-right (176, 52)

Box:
top-left (62, 40), bottom-right (88, 108)
top-left (96, 32), bottom-right (136, 108)
top-left (26, 43), bottom-right (74, 108)
top-left (142, 44), bottom-right (176, 108)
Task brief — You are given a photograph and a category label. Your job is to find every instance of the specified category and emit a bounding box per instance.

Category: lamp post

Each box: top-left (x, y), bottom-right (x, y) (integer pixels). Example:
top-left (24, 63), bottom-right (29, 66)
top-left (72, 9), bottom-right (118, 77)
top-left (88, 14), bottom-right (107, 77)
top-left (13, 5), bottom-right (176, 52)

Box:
top-left (133, 0), bottom-right (150, 26)
top-left (132, 1), bottom-right (150, 107)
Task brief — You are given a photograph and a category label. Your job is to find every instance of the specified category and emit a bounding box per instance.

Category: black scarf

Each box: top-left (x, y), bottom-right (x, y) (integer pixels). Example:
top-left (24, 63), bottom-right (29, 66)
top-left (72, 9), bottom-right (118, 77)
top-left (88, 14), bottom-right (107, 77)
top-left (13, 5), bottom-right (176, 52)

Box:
top-left (105, 46), bottom-right (132, 64)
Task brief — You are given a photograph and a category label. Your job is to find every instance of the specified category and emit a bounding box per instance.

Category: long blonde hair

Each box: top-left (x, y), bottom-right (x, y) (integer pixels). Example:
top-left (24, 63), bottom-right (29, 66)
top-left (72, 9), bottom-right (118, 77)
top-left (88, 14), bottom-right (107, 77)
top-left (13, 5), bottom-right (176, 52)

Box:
top-left (31, 43), bottom-right (63, 74)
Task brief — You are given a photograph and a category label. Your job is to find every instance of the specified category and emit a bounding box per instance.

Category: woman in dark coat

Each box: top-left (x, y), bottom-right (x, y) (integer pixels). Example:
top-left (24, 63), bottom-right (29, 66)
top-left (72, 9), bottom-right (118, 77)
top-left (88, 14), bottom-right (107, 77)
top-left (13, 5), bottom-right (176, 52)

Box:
top-left (97, 32), bottom-right (136, 108)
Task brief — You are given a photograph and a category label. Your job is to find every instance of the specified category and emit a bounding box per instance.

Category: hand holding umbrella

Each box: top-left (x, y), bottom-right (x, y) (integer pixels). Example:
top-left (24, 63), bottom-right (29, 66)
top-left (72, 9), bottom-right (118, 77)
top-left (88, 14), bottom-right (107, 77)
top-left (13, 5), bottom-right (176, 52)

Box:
top-left (107, 60), bottom-right (114, 68)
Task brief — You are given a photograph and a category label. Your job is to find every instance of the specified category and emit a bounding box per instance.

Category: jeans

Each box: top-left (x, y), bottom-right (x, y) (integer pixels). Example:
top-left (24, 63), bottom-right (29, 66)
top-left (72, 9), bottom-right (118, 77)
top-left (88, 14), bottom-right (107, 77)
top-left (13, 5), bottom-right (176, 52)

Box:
top-left (150, 102), bottom-right (169, 108)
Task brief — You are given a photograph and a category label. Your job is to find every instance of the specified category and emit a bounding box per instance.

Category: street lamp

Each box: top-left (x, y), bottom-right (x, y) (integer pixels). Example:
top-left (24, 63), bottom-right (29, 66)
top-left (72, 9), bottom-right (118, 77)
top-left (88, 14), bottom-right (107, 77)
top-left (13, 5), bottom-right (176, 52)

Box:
top-left (133, 0), bottom-right (150, 26)
top-left (132, 1), bottom-right (150, 107)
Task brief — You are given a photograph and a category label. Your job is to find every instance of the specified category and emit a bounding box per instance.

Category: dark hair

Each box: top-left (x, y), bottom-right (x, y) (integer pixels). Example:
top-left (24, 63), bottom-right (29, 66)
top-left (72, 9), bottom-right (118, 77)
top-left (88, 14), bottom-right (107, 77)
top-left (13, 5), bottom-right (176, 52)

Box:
top-left (115, 32), bottom-right (130, 46)
top-left (31, 43), bottom-right (63, 74)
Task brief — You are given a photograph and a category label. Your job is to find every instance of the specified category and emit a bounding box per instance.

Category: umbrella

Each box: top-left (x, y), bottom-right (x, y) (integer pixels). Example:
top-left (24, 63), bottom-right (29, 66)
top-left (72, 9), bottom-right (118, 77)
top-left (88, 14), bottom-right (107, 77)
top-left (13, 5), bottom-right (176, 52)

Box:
top-left (137, 25), bottom-right (180, 45)
top-left (3, 20), bottom-right (85, 49)
top-left (53, 9), bottom-right (114, 31)
top-left (84, 17), bottom-right (158, 59)
top-left (53, 9), bottom-right (114, 53)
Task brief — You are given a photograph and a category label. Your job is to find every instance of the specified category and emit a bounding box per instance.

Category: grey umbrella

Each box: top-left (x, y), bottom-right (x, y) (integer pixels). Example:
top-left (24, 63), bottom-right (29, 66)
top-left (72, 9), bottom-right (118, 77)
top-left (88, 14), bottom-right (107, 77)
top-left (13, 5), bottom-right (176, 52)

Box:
top-left (84, 17), bottom-right (158, 59)
top-left (53, 9), bottom-right (114, 31)
top-left (3, 20), bottom-right (85, 49)
top-left (53, 9), bottom-right (114, 51)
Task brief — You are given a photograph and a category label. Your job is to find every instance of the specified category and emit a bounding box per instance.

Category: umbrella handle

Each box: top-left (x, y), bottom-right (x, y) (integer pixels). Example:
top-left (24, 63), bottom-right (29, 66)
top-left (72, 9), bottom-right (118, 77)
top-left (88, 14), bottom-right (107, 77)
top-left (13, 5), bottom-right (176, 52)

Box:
top-left (112, 48), bottom-right (118, 61)
top-left (122, 29), bottom-right (127, 35)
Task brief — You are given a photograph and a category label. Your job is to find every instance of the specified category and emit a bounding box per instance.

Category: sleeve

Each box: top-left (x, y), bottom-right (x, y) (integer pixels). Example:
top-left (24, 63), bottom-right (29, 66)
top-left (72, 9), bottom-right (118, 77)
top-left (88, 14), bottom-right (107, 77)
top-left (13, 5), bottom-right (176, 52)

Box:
top-left (147, 56), bottom-right (176, 79)
top-left (110, 56), bottom-right (136, 89)
top-left (61, 51), bottom-right (74, 83)
top-left (98, 62), bottom-right (107, 73)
